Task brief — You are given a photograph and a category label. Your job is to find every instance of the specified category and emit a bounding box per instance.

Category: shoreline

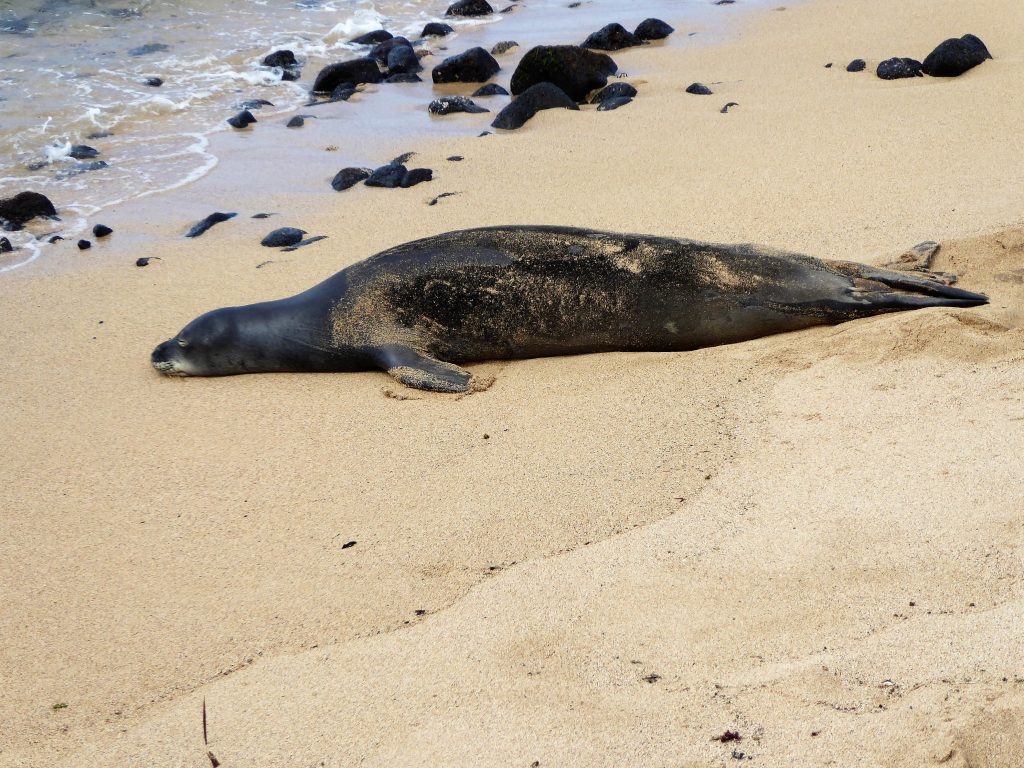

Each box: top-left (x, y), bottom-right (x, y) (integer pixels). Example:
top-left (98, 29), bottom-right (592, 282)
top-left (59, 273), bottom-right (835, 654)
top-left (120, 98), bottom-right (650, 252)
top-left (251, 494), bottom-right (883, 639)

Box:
top-left (2, 0), bottom-right (1023, 766)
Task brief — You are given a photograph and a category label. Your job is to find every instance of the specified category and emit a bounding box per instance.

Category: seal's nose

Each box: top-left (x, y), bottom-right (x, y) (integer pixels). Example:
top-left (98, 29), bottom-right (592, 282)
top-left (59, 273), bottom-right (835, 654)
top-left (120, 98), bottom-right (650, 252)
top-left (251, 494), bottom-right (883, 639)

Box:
top-left (151, 340), bottom-right (174, 372)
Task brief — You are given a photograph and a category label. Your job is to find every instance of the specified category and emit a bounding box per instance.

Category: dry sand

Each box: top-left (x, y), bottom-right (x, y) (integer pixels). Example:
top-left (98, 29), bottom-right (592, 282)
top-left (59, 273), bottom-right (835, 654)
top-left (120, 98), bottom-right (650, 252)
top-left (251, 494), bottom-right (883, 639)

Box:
top-left (2, 0), bottom-right (1023, 765)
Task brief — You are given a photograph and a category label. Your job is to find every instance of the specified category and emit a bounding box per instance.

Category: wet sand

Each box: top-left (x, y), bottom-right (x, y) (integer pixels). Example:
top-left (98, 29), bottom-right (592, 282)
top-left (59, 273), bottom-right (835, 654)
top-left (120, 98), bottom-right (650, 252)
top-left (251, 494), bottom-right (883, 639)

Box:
top-left (2, 0), bottom-right (1023, 766)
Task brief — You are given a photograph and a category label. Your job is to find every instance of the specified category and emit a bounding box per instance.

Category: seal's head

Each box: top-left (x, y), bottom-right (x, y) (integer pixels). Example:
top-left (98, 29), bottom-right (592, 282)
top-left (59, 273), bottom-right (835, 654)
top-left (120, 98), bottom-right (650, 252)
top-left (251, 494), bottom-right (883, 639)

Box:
top-left (152, 307), bottom-right (256, 377)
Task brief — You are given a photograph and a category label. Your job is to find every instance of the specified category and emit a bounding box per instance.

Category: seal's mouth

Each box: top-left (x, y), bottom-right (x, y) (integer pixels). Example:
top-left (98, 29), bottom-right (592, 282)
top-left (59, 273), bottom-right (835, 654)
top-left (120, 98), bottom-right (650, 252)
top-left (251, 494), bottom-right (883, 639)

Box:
top-left (152, 359), bottom-right (189, 376)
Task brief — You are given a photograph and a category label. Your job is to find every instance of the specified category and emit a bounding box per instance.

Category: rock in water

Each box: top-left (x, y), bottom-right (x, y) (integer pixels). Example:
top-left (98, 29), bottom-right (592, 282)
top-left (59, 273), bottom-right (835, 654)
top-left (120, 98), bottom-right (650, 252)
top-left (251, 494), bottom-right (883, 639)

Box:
top-left (92, 224), bottom-right (112, 238)
top-left (510, 45), bottom-right (617, 102)
top-left (582, 23), bottom-right (642, 51)
top-left (0, 191), bottom-right (57, 229)
top-left (492, 82), bottom-right (579, 130)
top-left (876, 57), bottom-right (923, 80)
top-left (473, 83), bottom-right (510, 97)
top-left (351, 29), bottom-right (393, 45)
top-left (387, 46), bottom-right (422, 75)
top-left (591, 81), bottom-right (636, 104)
top-left (312, 58), bottom-right (383, 92)
top-left (370, 37), bottom-right (412, 65)
top-left (432, 47), bottom-right (501, 83)
top-left (227, 110), bottom-right (257, 128)
top-left (846, 59), bottom-right (866, 72)
top-left (144, 76), bottom-right (163, 87)
top-left (331, 168), bottom-right (372, 191)
top-left (429, 96), bottom-right (490, 115)
top-left (286, 116), bottom-right (305, 128)
top-left (685, 82), bottom-right (713, 95)
top-left (263, 50), bottom-right (297, 68)
top-left (922, 34), bottom-right (992, 77)
top-left (422, 22), bottom-right (454, 37)
top-left (400, 169), bottom-right (433, 188)
top-left (129, 42), bottom-right (169, 56)
top-left (0, 237), bottom-right (12, 253)
top-left (261, 227), bottom-right (307, 247)
top-left (445, 0), bottom-right (493, 16)
top-left (68, 145), bottom-right (99, 159)
top-left (365, 164), bottom-right (408, 188)
top-left (491, 41), bottom-right (519, 55)
top-left (634, 18), bottom-right (674, 40)
top-left (185, 212), bottom-right (236, 238)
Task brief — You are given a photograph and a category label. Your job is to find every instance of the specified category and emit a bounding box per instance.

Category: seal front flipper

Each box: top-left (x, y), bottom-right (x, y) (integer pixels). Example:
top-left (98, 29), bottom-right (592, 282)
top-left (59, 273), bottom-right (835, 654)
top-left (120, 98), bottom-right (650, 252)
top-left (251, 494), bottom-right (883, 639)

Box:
top-left (373, 345), bottom-right (473, 393)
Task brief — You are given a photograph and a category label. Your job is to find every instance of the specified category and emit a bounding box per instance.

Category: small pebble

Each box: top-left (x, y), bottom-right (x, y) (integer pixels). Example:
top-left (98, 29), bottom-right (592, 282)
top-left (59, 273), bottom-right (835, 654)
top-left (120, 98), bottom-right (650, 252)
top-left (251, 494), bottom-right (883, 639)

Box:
top-left (847, 58), bottom-right (866, 72)
top-left (685, 82), bottom-right (713, 95)
top-left (77, 239), bottom-right (92, 250)
top-left (144, 76), bottom-right (163, 87)
top-left (260, 227), bottom-right (307, 247)
top-left (447, 155), bottom-right (464, 161)
top-left (92, 224), bottom-right (113, 238)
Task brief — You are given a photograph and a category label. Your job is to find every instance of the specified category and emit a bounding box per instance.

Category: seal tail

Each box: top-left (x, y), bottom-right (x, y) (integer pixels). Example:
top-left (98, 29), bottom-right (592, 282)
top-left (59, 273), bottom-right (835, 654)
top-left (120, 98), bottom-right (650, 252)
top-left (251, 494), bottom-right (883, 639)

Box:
top-left (830, 262), bottom-right (989, 310)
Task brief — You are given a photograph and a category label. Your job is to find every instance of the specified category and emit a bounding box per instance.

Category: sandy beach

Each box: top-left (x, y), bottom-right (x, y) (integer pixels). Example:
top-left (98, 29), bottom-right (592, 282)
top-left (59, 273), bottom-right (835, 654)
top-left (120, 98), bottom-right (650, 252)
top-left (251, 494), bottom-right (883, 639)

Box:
top-left (2, 0), bottom-right (1023, 765)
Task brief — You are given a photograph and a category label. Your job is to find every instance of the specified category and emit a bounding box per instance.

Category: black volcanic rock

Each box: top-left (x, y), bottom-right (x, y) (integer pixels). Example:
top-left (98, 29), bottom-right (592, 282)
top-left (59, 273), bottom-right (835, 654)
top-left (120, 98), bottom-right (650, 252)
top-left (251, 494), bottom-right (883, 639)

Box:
top-left (0, 191), bottom-right (57, 229)
top-left (312, 57), bottom-right (383, 92)
top-left (92, 224), bottom-right (112, 238)
top-left (473, 83), bottom-right (510, 97)
top-left (68, 145), bottom-right (99, 159)
top-left (846, 59), bottom-right (866, 72)
top-left (263, 49), bottom-right (297, 68)
top-left (922, 34), bottom-right (992, 77)
top-left (401, 168), bottom-right (433, 187)
top-left (331, 167), bottom-right (371, 191)
top-left (144, 76), bottom-right (163, 87)
top-left (432, 47), bottom-right (500, 83)
top-left (591, 81), bottom-right (636, 104)
top-left (351, 29), bottom-right (393, 45)
top-left (422, 22), bottom-right (455, 37)
top-left (429, 95), bottom-right (489, 114)
top-left (370, 37), bottom-right (411, 65)
top-left (597, 95), bottom-right (632, 111)
top-left (226, 110), bottom-right (257, 128)
top-left (260, 227), bottom-right (306, 247)
top-left (634, 18), bottom-right (674, 40)
top-left (387, 45), bottom-right (422, 74)
top-left (0, 237), bottom-right (12, 253)
top-left (77, 239), bottom-right (91, 250)
top-left (685, 82), bottom-right (713, 95)
top-left (491, 40), bottom-right (519, 55)
top-left (876, 57), bottom-right (923, 80)
top-left (510, 45), bottom-right (617, 102)
top-left (386, 73), bottom-right (422, 83)
top-left (185, 212), bottom-right (236, 238)
top-left (445, 0), bottom-right (493, 17)
top-left (491, 81), bottom-right (578, 130)
top-left (582, 23), bottom-right (642, 51)
top-left (286, 115), bottom-right (305, 127)
top-left (365, 163), bottom-right (408, 188)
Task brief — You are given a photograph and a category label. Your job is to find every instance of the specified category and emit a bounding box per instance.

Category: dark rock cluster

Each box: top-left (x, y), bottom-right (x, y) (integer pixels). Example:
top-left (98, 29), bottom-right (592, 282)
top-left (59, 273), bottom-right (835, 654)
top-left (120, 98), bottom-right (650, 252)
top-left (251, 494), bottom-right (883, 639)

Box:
top-left (510, 45), bottom-right (617, 102)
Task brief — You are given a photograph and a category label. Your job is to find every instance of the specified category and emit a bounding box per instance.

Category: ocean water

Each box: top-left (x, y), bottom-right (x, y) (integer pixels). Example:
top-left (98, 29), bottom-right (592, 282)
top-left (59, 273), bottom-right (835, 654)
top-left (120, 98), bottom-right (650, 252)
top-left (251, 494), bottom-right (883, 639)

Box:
top-left (0, 0), bottom-right (761, 271)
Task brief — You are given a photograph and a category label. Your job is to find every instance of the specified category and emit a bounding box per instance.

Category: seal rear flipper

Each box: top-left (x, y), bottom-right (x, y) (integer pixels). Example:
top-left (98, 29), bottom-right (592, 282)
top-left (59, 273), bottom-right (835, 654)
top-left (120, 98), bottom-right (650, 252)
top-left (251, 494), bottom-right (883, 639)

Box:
top-left (827, 261), bottom-right (989, 308)
top-left (374, 345), bottom-right (473, 393)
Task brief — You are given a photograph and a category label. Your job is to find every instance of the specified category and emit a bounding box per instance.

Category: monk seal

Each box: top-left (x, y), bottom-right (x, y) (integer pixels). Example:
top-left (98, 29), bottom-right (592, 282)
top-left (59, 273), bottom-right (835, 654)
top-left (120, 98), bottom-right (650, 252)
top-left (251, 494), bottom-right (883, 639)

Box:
top-left (151, 225), bottom-right (988, 392)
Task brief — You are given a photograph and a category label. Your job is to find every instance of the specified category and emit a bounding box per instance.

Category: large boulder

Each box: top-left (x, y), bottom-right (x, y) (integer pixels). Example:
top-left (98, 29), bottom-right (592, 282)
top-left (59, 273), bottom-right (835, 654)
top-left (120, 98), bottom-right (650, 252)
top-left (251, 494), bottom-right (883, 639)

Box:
top-left (445, 0), bottom-right (493, 16)
top-left (312, 57), bottom-right (383, 92)
top-left (510, 45), bottom-right (617, 102)
top-left (582, 23), bottom-right (642, 51)
top-left (0, 191), bottom-right (57, 230)
top-left (921, 34), bottom-right (992, 77)
top-left (491, 82), bottom-right (579, 130)
top-left (432, 47), bottom-right (500, 83)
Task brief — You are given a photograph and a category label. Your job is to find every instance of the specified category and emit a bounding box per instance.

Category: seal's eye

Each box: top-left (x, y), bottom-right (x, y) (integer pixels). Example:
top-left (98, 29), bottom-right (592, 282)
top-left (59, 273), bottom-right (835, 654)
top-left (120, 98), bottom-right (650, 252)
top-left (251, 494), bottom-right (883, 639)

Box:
top-left (177, 338), bottom-right (189, 348)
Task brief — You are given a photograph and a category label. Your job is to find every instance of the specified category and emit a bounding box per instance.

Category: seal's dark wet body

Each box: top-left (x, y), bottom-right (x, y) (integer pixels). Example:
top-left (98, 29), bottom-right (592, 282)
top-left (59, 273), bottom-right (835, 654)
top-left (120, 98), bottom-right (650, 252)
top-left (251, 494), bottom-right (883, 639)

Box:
top-left (152, 225), bottom-right (988, 391)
